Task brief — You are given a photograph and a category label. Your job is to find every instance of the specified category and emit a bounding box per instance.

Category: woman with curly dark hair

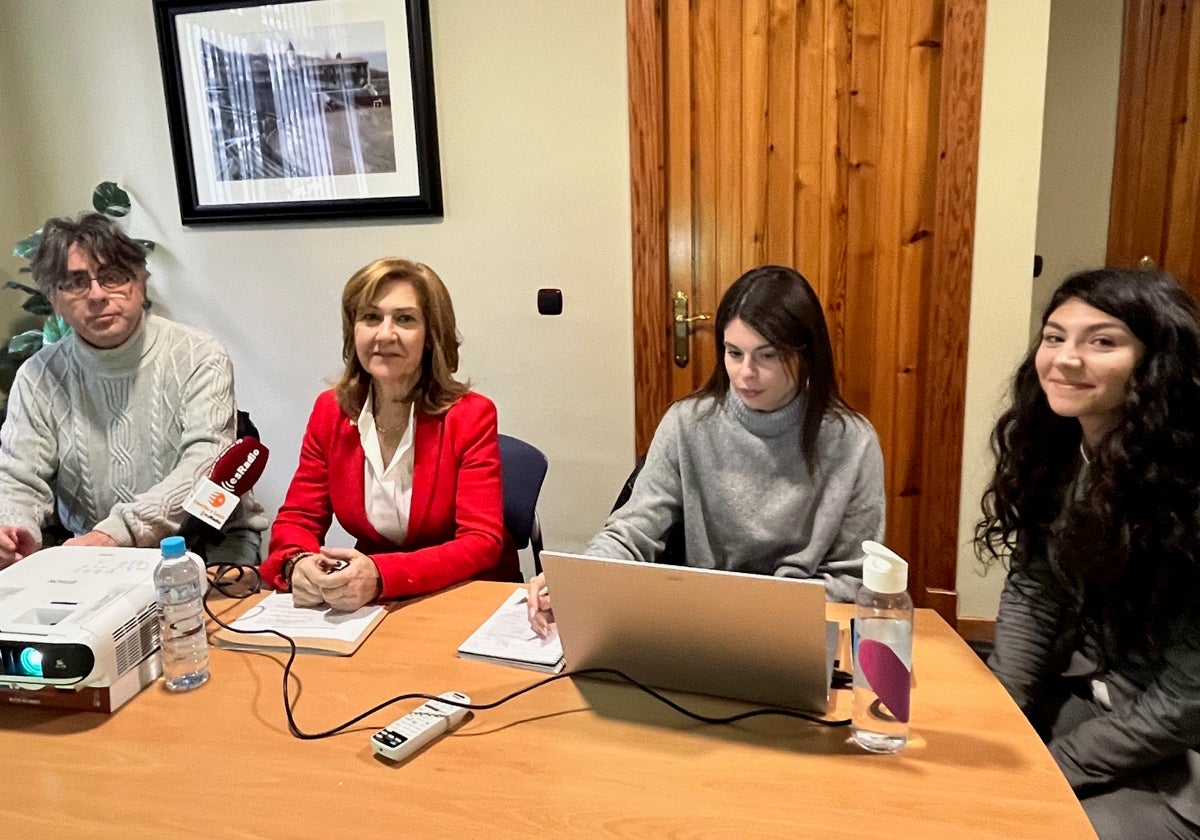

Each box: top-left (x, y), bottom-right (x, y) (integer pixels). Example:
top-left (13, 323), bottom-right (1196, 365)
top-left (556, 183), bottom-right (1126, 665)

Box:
top-left (977, 267), bottom-right (1200, 839)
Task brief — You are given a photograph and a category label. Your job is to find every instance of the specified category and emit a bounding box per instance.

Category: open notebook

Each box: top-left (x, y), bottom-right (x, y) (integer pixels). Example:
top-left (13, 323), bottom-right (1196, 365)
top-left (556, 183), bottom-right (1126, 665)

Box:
top-left (457, 588), bottom-right (565, 673)
top-left (212, 592), bottom-right (388, 656)
top-left (541, 551), bottom-right (836, 713)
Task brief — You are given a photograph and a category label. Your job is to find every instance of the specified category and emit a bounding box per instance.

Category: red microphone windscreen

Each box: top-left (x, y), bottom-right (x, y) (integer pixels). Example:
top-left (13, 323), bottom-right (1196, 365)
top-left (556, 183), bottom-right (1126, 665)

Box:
top-left (208, 437), bottom-right (269, 497)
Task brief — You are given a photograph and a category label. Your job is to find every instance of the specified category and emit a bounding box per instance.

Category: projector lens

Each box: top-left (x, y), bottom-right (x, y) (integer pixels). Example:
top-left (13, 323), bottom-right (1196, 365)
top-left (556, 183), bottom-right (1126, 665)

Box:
top-left (1, 642), bottom-right (92, 680)
top-left (18, 647), bottom-right (43, 677)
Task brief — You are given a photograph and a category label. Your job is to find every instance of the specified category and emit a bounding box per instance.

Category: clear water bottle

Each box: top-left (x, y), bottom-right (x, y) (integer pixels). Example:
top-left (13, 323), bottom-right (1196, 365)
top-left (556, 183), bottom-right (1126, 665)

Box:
top-left (851, 540), bottom-right (913, 754)
top-left (154, 535), bottom-right (210, 692)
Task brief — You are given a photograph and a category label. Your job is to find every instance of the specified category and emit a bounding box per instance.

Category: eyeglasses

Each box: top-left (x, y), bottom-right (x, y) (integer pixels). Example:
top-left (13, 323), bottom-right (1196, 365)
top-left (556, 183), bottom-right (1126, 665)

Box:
top-left (55, 267), bottom-right (133, 296)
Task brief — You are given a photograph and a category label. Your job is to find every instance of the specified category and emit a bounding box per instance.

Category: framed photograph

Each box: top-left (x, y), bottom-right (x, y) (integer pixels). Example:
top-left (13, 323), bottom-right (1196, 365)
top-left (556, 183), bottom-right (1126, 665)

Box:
top-left (153, 0), bottom-right (442, 224)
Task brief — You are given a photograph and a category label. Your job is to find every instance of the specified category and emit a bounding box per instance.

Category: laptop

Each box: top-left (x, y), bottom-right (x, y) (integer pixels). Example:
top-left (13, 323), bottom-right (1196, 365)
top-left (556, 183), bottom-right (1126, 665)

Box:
top-left (540, 551), bottom-right (838, 714)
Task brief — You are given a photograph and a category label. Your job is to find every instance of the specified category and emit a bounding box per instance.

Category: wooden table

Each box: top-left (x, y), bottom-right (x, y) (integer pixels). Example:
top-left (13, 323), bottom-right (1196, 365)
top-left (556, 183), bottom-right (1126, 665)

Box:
top-left (0, 581), bottom-right (1095, 839)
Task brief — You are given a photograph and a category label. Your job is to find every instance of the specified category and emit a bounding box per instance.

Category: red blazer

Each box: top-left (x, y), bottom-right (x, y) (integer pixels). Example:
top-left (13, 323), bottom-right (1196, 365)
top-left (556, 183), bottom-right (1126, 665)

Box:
top-left (263, 389), bottom-right (517, 599)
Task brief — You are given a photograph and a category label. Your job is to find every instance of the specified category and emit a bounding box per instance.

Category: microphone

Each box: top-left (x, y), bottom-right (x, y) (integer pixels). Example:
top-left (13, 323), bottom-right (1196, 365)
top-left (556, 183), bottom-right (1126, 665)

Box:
top-left (207, 436), bottom-right (268, 500)
top-left (179, 437), bottom-right (269, 550)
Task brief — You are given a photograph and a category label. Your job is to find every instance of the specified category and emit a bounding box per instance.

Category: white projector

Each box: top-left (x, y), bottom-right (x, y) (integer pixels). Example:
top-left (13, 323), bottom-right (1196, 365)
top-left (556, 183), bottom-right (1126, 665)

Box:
top-left (0, 545), bottom-right (163, 713)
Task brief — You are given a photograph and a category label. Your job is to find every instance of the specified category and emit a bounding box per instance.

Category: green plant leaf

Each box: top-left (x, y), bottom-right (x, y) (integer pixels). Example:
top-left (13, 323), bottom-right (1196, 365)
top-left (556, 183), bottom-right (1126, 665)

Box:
top-left (22, 293), bottom-right (53, 317)
top-left (93, 181), bottom-right (131, 217)
top-left (42, 315), bottom-right (72, 344)
top-left (134, 238), bottom-right (156, 253)
top-left (8, 330), bottom-right (44, 356)
top-left (13, 230), bottom-right (42, 260)
top-left (4, 280), bottom-right (41, 296)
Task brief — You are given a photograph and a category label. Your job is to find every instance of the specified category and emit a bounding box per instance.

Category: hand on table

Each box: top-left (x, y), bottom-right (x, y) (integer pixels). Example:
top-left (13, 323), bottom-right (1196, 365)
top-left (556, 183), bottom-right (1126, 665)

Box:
top-left (63, 530), bottom-right (118, 549)
top-left (291, 548), bottom-right (382, 611)
top-left (0, 526), bottom-right (37, 569)
top-left (527, 571), bottom-right (554, 639)
top-left (314, 547), bottom-right (382, 611)
top-left (289, 553), bottom-right (329, 608)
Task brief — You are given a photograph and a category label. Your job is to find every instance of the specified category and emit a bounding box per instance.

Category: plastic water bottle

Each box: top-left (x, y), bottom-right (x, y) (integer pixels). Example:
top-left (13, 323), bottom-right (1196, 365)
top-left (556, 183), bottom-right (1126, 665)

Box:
top-left (851, 540), bottom-right (913, 753)
top-left (154, 535), bottom-right (210, 692)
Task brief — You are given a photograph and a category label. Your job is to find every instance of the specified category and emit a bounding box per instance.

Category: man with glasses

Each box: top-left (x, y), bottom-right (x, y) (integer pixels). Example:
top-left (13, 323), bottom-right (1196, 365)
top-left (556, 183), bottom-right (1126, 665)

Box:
top-left (0, 213), bottom-right (266, 567)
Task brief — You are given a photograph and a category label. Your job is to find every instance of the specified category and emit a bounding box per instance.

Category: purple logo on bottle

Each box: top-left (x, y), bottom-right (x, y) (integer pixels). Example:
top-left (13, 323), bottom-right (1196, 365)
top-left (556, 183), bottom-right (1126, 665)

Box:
top-left (858, 639), bottom-right (910, 722)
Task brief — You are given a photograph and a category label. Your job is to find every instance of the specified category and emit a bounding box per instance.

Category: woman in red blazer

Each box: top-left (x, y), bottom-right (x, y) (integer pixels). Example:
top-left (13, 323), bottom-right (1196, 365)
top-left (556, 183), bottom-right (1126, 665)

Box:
top-left (262, 258), bottom-right (517, 610)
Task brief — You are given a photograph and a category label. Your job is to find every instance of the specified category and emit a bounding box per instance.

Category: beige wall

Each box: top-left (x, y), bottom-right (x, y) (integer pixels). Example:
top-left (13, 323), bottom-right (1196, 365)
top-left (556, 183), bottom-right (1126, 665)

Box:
top-left (1032, 0), bottom-right (1123, 336)
top-left (956, 0), bottom-right (1052, 619)
top-left (1, 1), bottom-right (1058, 614)
top-left (0, 7), bottom-right (38, 389)
top-left (0, 0), bottom-right (634, 576)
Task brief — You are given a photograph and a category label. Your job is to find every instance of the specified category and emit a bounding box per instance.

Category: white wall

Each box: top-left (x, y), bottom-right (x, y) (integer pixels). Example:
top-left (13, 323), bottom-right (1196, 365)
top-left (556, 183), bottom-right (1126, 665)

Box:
top-left (956, 1), bottom-right (1052, 619)
top-left (0, 0), bottom-right (634, 574)
top-left (1032, 0), bottom-right (1123, 336)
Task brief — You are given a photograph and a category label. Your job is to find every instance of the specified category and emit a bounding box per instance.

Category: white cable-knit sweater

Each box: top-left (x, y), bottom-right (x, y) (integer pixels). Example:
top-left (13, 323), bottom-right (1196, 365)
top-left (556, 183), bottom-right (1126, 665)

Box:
top-left (0, 313), bottom-right (266, 559)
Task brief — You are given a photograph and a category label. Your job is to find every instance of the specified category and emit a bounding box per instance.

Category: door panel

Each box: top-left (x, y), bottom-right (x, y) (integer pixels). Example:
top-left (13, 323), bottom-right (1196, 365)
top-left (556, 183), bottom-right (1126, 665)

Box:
top-left (627, 0), bottom-right (984, 620)
top-left (1109, 0), bottom-right (1200, 294)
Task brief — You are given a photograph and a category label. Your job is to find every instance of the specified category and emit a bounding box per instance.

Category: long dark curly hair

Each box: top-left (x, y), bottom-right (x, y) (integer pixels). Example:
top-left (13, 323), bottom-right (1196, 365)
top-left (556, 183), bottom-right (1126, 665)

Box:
top-left (977, 267), bottom-right (1200, 660)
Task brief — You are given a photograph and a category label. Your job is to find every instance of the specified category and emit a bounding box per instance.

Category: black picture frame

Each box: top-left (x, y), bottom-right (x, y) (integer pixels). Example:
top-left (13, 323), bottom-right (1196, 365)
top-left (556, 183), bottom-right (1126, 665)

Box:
top-left (153, 0), bottom-right (442, 225)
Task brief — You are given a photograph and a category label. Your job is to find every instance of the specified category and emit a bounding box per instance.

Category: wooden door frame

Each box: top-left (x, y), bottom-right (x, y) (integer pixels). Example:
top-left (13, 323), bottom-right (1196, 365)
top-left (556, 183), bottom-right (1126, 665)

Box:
top-left (624, 0), bottom-right (986, 622)
top-left (627, 0), bottom-right (672, 453)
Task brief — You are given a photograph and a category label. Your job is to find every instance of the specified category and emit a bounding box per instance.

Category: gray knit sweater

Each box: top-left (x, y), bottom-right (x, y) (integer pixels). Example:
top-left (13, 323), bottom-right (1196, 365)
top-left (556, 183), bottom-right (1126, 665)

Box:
top-left (0, 313), bottom-right (266, 562)
top-left (586, 391), bottom-right (885, 601)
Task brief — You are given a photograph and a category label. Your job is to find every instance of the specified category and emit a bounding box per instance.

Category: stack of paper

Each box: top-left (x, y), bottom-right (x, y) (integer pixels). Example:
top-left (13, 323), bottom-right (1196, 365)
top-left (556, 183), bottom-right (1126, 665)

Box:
top-left (213, 591), bottom-right (388, 656)
top-left (457, 588), bottom-right (565, 673)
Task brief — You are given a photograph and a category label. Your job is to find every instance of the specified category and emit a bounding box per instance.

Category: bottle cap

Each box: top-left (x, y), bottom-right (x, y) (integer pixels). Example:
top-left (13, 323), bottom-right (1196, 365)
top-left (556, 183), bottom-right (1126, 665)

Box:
top-left (861, 540), bottom-right (908, 594)
top-left (161, 535), bottom-right (186, 558)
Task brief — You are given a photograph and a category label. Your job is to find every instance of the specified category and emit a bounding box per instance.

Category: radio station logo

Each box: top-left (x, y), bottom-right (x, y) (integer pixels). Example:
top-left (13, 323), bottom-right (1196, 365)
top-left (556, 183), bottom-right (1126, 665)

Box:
top-left (220, 448), bottom-right (260, 492)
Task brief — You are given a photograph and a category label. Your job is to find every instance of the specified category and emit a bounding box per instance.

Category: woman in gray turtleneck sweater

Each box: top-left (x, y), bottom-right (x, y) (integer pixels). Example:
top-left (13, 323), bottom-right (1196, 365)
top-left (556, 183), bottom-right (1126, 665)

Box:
top-left (530, 266), bottom-right (884, 634)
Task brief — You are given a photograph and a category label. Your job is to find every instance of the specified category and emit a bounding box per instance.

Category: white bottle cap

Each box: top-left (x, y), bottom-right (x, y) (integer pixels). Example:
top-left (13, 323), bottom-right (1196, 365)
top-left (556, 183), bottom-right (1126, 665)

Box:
top-left (861, 540), bottom-right (908, 594)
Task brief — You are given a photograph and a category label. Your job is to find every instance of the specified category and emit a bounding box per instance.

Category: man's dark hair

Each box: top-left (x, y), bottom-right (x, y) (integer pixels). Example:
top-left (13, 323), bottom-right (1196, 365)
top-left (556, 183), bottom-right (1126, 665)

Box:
top-left (29, 213), bottom-right (148, 296)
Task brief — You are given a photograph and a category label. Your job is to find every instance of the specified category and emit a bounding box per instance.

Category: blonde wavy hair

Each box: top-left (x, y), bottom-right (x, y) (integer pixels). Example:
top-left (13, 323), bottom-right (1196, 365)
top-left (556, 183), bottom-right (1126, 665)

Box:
top-left (334, 258), bottom-right (469, 418)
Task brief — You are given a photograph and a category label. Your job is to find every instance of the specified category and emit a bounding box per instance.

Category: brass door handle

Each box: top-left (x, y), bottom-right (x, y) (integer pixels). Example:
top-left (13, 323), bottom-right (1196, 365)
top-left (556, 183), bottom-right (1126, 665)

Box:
top-left (1138, 255), bottom-right (1157, 270)
top-left (673, 290), bottom-right (712, 367)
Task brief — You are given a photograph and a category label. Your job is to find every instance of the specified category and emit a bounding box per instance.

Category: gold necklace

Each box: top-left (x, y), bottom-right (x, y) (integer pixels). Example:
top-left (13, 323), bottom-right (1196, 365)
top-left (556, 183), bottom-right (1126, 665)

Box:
top-left (372, 401), bottom-right (411, 436)
top-left (369, 382), bottom-right (410, 433)
top-left (374, 414), bottom-right (407, 436)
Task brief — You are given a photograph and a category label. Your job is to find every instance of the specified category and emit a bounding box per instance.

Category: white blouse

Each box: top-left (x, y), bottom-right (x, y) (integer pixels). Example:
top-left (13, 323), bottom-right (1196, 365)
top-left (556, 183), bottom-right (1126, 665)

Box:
top-left (357, 396), bottom-right (416, 545)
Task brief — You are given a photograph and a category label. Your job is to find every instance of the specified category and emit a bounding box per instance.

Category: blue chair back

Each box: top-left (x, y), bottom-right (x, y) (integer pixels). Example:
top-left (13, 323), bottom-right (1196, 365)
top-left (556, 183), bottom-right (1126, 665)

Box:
top-left (498, 434), bottom-right (549, 571)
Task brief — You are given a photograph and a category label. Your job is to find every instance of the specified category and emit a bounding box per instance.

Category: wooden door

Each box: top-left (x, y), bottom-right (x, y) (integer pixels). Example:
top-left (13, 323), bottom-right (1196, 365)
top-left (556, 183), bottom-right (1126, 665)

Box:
top-left (1108, 0), bottom-right (1200, 295)
top-left (627, 0), bottom-right (986, 621)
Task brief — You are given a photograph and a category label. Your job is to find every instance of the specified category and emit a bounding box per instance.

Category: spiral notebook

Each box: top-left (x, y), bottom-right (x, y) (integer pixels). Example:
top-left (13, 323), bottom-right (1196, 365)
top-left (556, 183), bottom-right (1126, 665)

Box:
top-left (456, 587), bottom-right (565, 673)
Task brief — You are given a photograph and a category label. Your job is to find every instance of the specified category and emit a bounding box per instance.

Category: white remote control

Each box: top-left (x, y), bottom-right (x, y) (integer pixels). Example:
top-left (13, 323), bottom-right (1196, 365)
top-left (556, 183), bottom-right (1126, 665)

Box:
top-left (371, 691), bottom-right (471, 762)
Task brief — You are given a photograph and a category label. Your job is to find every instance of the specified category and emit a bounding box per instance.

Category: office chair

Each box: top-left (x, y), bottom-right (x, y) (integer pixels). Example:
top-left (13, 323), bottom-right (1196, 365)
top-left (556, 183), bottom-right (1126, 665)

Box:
top-left (498, 434), bottom-right (549, 575)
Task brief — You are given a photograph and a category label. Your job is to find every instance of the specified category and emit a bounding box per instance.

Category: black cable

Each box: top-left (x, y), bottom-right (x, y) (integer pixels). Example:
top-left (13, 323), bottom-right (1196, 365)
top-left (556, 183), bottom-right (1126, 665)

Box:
top-left (205, 562), bottom-right (262, 598)
top-left (203, 568), bottom-right (851, 739)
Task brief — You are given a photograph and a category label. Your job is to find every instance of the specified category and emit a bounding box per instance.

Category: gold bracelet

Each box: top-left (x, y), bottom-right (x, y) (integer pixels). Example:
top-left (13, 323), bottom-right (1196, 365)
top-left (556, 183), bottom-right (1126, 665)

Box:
top-left (282, 551), bottom-right (314, 586)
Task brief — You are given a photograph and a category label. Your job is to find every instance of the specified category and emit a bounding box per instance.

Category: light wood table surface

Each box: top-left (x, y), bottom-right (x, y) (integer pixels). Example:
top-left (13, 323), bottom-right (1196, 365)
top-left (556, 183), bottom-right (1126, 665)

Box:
top-left (0, 581), bottom-right (1095, 839)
